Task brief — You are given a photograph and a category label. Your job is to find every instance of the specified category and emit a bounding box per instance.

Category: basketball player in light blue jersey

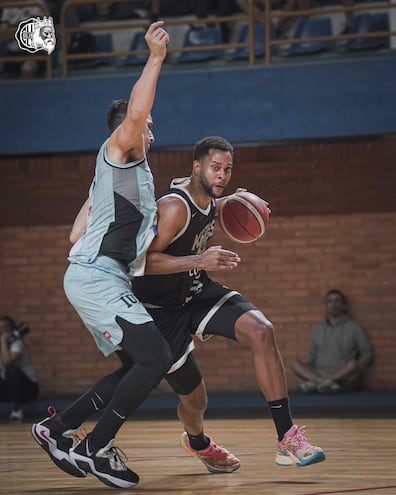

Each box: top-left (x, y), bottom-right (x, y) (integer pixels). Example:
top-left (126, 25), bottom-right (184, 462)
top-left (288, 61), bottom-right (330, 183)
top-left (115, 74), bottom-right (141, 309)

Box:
top-left (32, 21), bottom-right (173, 490)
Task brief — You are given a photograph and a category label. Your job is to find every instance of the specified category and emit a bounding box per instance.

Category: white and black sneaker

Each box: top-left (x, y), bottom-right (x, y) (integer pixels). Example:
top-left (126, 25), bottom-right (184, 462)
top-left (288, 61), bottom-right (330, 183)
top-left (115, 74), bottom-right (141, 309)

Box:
top-left (32, 410), bottom-right (86, 478)
top-left (70, 434), bottom-right (139, 489)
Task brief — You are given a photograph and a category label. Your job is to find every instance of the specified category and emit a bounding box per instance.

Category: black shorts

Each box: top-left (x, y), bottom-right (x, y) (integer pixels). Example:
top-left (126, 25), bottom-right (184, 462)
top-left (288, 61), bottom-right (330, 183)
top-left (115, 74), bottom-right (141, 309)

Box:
top-left (146, 280), bottom-right (257, 374)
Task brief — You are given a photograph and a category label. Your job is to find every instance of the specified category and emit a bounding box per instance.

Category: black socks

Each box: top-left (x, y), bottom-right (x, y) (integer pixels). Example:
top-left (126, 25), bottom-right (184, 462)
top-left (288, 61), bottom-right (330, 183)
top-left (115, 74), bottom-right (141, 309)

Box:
top-left (268, 397), bottom-right (293, 441)
top-left (187, 431), bottom-right (210, 451)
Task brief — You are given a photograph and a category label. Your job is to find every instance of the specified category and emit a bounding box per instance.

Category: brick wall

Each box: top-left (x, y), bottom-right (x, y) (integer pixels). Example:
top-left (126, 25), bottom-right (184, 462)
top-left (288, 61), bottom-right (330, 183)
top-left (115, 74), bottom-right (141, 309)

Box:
top-left (1, 136), bottom-right (395, 394)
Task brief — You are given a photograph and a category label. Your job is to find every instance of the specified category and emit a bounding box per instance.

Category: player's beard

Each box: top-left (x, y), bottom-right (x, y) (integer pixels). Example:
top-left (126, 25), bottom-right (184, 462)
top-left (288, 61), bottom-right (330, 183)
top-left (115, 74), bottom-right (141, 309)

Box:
top-left (199, 172), bottom-right (218, 198)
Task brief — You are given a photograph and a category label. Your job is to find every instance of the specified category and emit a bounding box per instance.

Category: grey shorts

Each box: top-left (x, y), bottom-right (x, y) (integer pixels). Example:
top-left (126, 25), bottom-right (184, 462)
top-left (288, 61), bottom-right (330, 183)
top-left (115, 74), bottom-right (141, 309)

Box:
top-left (63, 256), bottom-right (153, 356)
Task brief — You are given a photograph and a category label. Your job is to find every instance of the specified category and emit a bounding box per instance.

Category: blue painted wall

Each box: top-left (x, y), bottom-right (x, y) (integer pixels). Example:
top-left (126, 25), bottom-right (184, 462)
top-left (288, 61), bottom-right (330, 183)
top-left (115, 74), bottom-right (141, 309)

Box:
top-left (1, 56), bottom-right (396, 155)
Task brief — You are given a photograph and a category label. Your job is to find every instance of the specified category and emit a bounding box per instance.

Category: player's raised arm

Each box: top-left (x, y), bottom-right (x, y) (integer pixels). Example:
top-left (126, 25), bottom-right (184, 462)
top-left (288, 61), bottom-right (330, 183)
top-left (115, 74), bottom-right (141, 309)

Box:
top-left (107, 21), bottom-right (169, 164)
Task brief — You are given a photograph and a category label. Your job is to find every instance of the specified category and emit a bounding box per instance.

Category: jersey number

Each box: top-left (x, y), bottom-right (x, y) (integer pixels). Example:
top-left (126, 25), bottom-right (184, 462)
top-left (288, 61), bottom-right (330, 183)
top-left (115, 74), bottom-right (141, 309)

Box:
top-left (120, 293), bottom-right (138, 308)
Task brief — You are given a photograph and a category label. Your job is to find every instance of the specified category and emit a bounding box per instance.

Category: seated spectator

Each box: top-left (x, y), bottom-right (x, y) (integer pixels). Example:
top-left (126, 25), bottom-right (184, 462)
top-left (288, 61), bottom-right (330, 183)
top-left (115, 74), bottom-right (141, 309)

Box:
top-left (291, 289), bottom-right (374, 394)
top-left (0, 316), bottom-right (39, 421)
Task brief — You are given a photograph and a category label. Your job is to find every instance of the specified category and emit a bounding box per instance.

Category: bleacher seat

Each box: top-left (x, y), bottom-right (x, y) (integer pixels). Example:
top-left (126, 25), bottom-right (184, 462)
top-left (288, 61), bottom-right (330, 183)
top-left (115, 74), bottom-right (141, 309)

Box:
top-left (228, 22), bottom-right (276, 59)
top-left (123, 31), bottom-right (149, 65)
top-left (94, 33), bottom-right (114, 64)
top-left (343, 13), bottom-right (389, 51)
top-left (287, 17), bottom-right (334, 55)
top-left (69, 32), bottom-right (113, 70)
top-left (175, 25), bottom-right (224, 63)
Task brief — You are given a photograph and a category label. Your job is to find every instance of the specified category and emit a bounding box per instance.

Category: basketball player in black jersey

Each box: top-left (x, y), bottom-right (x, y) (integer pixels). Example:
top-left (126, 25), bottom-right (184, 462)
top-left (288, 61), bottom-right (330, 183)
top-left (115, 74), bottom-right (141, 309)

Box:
top-left (132, 136), bottom-right (326, 469)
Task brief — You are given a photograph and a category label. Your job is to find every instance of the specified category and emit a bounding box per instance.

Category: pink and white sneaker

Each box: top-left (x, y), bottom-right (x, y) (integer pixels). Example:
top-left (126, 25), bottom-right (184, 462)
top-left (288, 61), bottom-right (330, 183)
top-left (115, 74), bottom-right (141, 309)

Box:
top-left (181, 432), bottom-right (241, 473)
top-left (276, 425), bottom-right (325, 467)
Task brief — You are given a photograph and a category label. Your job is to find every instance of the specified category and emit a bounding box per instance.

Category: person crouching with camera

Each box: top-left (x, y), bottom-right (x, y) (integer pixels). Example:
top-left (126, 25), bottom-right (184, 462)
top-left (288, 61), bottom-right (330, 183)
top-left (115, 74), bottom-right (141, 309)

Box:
top-left (0, 316), bottom-right (39, 422)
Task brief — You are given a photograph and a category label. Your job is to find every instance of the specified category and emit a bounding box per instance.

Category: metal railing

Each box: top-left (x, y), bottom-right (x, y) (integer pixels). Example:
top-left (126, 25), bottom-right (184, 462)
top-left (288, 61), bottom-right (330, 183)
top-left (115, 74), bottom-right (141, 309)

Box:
top-left (0, 0), bottom-right (53, 77)
top-left (263, 0), bottom-right (396, 64)
top-left (59, 0), bottom-right (259, 76)
top-left (2, 0), bottom-right (395, 78)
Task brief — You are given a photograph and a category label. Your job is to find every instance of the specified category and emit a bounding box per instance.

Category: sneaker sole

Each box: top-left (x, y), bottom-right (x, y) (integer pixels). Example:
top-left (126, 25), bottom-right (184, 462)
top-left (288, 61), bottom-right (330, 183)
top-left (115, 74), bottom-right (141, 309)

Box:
top-left (31, 423), bottom-right (87, 478)
top-left (275, 450), bottom-right (326, 467)
top-left (71, 453), bottom-right (139, 489)
top-left (180, 433), bottom-right (240, 474)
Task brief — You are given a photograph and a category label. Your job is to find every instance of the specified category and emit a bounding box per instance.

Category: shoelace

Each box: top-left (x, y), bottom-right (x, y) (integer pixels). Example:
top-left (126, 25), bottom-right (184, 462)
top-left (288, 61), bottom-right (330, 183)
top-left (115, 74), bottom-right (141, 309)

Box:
top-left (102, 444), bottom-right (129, 469)
top-left (207, 443), bottom-right (231, 458)
top-left (64, 426), bottom-right (87, 446)
top-left (292, 426), bottom-right (312, 448)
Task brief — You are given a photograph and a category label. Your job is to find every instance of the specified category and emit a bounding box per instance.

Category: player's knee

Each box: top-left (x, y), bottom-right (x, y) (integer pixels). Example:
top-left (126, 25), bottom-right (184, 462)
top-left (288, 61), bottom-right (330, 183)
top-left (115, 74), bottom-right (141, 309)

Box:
top-left (179, 396), bottom-right (207, 417)
top-left (179, 385), bottom-right (208, 413)
top-left (119, 318), bottom-right (173, 376)
top-left (158, 346), bottom-right (173, 375)
top-left (241, 321), bottom-right (276, 349)
top-left (140, 357), bottom-right (172, 390)
top-left (193, 392), bottom-right (208, 413)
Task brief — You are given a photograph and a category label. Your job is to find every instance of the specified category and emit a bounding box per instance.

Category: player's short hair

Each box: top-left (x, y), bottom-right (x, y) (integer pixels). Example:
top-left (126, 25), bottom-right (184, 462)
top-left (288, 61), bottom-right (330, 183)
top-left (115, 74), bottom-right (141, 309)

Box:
top-left (193, 136), bottom-right (234, 162)
top-left (107, 99), bottom-right (128, 132)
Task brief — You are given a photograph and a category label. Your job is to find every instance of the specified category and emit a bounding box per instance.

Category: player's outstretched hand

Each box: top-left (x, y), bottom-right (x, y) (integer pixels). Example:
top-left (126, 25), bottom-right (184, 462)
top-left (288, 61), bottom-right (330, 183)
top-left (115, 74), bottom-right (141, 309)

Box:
top-left (145, 21), bottom-right (169, 61)
top-left (198, 246), bottom-right (241, 271)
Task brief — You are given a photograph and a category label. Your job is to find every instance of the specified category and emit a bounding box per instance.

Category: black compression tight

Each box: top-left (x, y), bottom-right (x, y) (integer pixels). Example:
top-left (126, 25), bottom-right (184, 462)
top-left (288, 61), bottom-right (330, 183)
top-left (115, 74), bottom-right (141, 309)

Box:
top-left (89, 318), bottom-right (172, 451)
top-left (60, 365), bottom-right (131, 429)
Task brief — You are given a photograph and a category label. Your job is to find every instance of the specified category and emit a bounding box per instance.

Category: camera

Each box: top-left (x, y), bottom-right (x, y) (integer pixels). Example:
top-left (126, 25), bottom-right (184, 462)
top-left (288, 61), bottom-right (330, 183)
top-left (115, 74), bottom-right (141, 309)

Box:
top-left (13, 322), bottom-right (30, 338)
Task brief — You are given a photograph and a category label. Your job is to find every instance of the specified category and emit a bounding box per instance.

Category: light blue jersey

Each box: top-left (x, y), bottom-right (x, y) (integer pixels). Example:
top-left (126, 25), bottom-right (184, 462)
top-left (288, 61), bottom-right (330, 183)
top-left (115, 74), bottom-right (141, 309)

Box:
top-left (69, 138), bottom-right (157, 276)
top-left (64, 139), bottom-right (158, 356)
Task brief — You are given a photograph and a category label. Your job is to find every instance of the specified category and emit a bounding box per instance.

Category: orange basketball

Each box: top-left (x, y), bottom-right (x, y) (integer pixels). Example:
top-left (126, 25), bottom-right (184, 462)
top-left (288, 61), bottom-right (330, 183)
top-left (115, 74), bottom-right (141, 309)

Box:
top-left (219, 191), bottom-right (270, 243)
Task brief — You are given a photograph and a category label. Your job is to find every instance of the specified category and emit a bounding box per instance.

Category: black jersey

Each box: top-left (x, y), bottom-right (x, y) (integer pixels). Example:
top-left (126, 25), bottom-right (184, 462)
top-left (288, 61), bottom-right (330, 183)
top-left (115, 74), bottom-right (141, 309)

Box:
top-left (133, 179), bottom-right (216, 308)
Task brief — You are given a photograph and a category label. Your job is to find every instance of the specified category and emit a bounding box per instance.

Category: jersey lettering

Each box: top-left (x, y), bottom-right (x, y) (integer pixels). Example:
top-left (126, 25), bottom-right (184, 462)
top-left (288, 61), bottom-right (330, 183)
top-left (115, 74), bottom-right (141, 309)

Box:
top-left (184, 220), bottom-right (215, 303)
top-left (192, 220), bottom-right (215, 253)
top-left (132, 187), bottom-right (216, 308)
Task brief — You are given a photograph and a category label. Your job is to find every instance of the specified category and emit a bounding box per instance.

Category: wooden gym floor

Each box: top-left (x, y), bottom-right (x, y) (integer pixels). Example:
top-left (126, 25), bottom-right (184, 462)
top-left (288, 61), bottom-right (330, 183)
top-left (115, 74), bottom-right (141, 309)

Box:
top-left (1, 417), bottom-right (396, 495)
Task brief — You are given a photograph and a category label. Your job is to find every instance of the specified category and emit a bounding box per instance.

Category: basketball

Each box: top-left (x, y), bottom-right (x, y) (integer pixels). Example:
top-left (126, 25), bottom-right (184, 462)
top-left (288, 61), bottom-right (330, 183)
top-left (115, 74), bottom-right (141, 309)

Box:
top-left (219, 191), bottom-right (270, 243)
